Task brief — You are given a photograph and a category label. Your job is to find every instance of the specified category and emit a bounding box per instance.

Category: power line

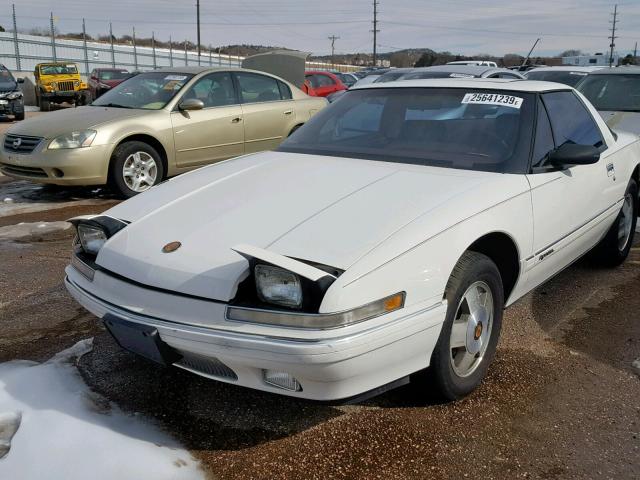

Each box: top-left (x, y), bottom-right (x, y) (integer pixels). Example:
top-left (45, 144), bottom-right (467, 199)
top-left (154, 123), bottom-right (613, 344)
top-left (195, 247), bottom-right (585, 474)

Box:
top-left (328, 35), bottom-right (340, 66)
top-left (608, 4), bottom-right (619, 67)
top-left (371, 0), bottom-right (379, 66)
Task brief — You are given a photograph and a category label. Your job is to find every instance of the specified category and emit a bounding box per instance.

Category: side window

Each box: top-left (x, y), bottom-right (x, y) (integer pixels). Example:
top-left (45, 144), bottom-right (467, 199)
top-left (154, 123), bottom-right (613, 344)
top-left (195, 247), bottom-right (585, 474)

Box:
top-left (531, 98), bottom-right (556, 169)
top-left (278, 80), bottom-right (292, 100)
top-left (235, 72), bottom-right (282, 103)
top-left (542, 91), bottom-right (605, 150)
top-left (306, 74), bottom-right (320, 89)
top-left (316, 74), bottom-right (335, 87)
top-left (182, 72), bottom-right (236, 108)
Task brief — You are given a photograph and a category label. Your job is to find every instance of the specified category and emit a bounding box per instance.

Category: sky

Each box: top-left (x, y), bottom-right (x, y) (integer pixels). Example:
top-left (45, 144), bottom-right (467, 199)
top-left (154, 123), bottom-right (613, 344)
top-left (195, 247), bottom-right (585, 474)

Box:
top-left (7, 0), bottom-right (640, 58)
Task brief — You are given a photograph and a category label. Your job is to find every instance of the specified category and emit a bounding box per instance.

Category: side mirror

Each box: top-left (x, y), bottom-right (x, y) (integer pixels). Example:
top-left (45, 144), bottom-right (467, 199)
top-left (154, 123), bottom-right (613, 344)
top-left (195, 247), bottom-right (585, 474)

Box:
top-left (548, 144), bottom-right (600, 167)
top-left (178, 98), bottom-right (204, 111)
top-left (16, 77), bottom-right (24, 84)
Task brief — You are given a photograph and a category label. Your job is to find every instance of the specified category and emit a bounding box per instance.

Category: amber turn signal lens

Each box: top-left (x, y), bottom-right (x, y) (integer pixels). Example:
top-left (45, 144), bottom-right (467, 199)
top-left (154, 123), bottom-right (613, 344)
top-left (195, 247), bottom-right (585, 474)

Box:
top-left (384, 293), bottom-right (404, 312)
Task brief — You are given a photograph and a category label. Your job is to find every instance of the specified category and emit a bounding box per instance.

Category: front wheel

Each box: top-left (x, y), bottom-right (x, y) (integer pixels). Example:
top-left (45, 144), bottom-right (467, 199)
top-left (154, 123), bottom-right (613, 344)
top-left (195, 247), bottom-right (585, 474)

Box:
top-left (425, 251), bottom-right (504, 401)
top-left (109, 141), bottom-right (164, 198)
top-left (14, 110), bottom-right (25, 121)
top-left (39, 98), bottom-right (50, 112)
top-left (590, 178), bottom-right (638, 267)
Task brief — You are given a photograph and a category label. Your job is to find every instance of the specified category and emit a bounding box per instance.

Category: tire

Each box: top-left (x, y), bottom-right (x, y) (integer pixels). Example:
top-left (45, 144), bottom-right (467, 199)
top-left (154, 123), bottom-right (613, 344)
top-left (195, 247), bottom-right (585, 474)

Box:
top-left (109, 141), bottom-right (164, 198)
top-left (424, 251), bottom-right (504, 401)
top-left (40, 99), bottom-right (50, 112)
top-left (35, 89), bottom-right (40, 107)
top-left (14, 111), bottom-right (25, 121)
top-left (590, 178), bottom-right (638, 267)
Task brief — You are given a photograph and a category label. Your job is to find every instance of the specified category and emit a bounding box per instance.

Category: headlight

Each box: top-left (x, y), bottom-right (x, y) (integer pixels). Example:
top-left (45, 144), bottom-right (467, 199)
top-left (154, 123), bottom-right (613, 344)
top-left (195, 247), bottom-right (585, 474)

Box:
top-left (98, 83), bottom-right (111, 89)
top-left (49, 130), bottom-right (97, 149)
top-left (74, 80), bottom-right (79, 87)
top-left (51, 82), bottom-right (57, 89)
top-left (255, 265), bottom-right (303, 308)
top-left (77, 224), bottom-right (108, 256)
top-left (6, 91), bottom-right (22, 100)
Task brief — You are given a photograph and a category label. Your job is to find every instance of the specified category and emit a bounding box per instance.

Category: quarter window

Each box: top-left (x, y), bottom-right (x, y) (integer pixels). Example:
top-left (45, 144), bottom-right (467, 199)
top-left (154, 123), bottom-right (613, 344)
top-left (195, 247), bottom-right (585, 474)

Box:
top-left (278, 80), bottom-right (292, 100)
top-left (542, 91), bottom-right (604, 149)
top-left (531, 98), bottom-right (556, 169)
top-left (235, 72), bottom-right (283, 103)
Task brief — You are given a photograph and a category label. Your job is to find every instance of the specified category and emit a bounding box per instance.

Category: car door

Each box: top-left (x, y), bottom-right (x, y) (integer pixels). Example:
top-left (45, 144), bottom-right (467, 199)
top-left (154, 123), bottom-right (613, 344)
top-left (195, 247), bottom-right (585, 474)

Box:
top-left (524, 91), bottom-right (619, 289)
top-left (170, 71), bottom-right (244, 169)
top-left (234, 71), bottom-right (298, 153)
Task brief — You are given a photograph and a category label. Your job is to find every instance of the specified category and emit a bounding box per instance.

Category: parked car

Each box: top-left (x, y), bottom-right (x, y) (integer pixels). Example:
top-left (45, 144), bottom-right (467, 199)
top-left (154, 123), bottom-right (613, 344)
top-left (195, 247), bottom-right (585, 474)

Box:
top-left (576, 67), bottom-right (640, 135)
top-left (0, 64), bottom-right (25, 121)
top-left (88, 68), bottom-right (130, 100)
top-left (447, 60), bottom-right (498, 68)
top-left (398, 65), bottom-right (525, 80)
top-left (65, 79), bottom-right (639, 402)
top-left (525, 66), bottom-right (603, 87)
top-left (34, 62), bottom-right (90, 111)
top-left (0, 67), bottom-right (327, 197)
top-left (335, 72), bottom-right (359, 88)
top-left (373, 68), bottom-right (416, 83)
top-left (303, 71), bottom-right (348, 97)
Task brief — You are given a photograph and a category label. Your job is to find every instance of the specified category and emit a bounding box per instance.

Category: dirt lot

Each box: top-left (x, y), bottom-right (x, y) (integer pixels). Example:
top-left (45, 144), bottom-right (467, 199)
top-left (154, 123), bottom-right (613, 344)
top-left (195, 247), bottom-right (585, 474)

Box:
top-left (0, 151), bottom-right (639, 478)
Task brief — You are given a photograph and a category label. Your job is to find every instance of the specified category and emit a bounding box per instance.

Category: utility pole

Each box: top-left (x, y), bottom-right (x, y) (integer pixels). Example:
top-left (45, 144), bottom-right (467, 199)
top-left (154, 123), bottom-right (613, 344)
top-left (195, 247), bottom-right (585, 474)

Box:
top-left (328, 35), bottom-right (340, 66)
top-left (109, 22), bottom-right (115, 68)
top-left (634, 41), bottom-right (638, 64)
top-left (12, 4), bottom-right (21, 71)
top-left (371, 0), bottom-right (379, 66)
top-left (49, 12), bottom-right (57, 62)
top-left (608, 4), bottom-right (618, 68)
top-left (196, 0), bottom-right (201, 60)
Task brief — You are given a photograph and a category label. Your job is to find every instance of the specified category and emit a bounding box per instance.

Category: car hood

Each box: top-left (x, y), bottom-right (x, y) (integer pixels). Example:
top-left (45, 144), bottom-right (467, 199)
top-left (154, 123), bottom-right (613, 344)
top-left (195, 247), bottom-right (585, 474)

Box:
top-left (7, 106), bottom-right (153, 139)
top-left (599, 110), bottom-right (640, 135)
top-left (97, 151), bottom-right (520, 301)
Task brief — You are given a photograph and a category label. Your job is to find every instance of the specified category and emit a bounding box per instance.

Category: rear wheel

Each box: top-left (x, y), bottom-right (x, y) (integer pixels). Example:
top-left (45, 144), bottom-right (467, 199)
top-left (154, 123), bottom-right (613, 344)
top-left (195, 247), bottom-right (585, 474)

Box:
top-left (423, 251), bottom-right (504, 401)
top-left (109, 141), bottom-right (164, 198)
top-left (590, 178), bottom-right (638, 266)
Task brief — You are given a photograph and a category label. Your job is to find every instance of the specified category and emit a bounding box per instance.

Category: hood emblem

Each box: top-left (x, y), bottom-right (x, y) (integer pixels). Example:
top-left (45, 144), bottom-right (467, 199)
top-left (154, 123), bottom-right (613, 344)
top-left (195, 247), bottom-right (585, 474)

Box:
top-left (13, 137), bottom-right (22, 149)
top-left (162, 241), bottom-right (182, 253)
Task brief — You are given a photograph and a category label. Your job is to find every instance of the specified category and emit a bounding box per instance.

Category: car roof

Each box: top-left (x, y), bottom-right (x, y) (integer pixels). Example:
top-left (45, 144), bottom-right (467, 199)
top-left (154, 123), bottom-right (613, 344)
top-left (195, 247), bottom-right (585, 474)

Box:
top-left (589, 66), bottom-right (640, 75)
top-left (527, 66), bottom-right (604, 73)
top-left (352, 78), bottom-right (570, 93)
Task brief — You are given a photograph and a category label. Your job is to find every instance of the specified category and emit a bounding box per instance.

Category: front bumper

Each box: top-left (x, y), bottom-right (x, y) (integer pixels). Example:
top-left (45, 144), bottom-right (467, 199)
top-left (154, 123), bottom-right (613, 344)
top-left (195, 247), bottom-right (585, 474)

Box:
top-left (0, 98), bottom-right (24, 116)
top-left (65, 265), bottom-right (446, 401)
top-left (0, 142), bottom-right (112, 185)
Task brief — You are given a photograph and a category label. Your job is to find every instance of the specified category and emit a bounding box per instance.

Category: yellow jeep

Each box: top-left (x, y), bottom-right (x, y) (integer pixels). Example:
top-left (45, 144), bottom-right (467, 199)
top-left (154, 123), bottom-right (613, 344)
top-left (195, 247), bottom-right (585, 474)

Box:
top-left (34, 62), bottom-right (90, 111)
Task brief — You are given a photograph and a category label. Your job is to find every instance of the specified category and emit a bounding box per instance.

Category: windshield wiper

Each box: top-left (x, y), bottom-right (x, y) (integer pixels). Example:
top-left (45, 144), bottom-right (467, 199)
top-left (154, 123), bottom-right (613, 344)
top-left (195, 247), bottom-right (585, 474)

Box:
top-left (96, 103), bottom-right (133, 109)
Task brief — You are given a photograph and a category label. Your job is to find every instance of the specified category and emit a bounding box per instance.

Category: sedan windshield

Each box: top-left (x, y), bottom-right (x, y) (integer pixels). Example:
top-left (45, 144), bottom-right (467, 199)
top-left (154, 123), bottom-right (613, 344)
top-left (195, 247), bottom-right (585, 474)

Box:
top-left (0, 67), bottom-right (16, 91)
top-left (525, 70), bottom-right (588, 87)
top-left (92, 72), bottom-right (194, 110)
top-left (279, 87), bottom-right (535, 173)
top-left (99, 70), bottom-right (130, 80)
top-left (577, 74), bottom-right (640, 112)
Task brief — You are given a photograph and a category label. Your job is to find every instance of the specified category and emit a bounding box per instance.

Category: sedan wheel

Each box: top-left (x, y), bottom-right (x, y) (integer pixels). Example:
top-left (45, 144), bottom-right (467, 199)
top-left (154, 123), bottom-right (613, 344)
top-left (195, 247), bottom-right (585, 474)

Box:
top-left (110, 141), bottom-right (164, 198)
top-left (422, 251), bottom-right (504, 401)
top-left (122, 151), bottom-right (158, 193)
top-left (449, 281), bottom-right (494, 378)
top-left (617, 192), bottom-right (634, 252)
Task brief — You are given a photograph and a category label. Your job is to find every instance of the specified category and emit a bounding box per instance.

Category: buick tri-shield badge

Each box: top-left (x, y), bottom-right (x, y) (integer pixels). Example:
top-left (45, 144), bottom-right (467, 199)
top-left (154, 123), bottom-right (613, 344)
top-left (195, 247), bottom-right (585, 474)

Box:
top-left (162, 241), bottom-right (181, 253)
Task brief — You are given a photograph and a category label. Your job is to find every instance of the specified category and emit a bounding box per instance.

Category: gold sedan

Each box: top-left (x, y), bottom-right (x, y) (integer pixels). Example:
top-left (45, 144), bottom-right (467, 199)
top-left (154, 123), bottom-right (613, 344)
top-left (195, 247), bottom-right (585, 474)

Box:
top-left (0, 67), bottom-right (327, 197)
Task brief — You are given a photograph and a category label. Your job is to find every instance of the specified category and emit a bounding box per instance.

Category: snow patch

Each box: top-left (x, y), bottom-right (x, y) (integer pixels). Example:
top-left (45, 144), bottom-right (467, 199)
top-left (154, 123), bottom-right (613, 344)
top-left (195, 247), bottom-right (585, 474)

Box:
top-left (0, 221), bottom-right (72, 241)
top-left (0, 339), bottom-right (203, 480)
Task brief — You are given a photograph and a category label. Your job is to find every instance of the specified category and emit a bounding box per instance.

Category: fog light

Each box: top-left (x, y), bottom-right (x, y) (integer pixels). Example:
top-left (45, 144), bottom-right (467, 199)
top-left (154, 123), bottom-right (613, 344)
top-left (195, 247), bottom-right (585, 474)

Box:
top-left (263, 369), bottom-right (302, 391)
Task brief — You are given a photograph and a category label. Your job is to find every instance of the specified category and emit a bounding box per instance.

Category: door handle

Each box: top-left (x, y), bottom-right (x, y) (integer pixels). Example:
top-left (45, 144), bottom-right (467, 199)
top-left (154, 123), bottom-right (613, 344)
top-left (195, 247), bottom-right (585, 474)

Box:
top-left (283, 110), bottom-right (293, 115)
top-left (231, 117), bottom-right (242, 123)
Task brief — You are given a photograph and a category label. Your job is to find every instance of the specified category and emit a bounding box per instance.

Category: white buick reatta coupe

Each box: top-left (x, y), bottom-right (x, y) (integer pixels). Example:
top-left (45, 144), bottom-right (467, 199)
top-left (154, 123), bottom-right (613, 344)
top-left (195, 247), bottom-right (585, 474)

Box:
top-left (66, 79), bottom-right (640, 401)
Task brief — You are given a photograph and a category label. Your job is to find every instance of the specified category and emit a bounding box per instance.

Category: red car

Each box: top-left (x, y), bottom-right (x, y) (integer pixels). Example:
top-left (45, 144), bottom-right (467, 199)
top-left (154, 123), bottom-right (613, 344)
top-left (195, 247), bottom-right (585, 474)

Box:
top-left (88, 68), bottom-right (130, 100)
top-left (303, 71), bottom-right (348, 97)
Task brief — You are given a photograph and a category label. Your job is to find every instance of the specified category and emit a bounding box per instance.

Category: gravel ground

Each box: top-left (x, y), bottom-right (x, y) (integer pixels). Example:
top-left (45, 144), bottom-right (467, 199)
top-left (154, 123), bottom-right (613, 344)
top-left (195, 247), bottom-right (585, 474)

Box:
top-left (0, 173), bottom-right (638, 480)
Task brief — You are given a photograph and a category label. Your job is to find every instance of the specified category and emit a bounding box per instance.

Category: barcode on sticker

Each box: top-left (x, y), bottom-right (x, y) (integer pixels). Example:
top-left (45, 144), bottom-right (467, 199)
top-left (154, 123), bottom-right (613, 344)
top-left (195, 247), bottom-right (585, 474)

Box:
top-left (461, 93), bottom-right (523, 109)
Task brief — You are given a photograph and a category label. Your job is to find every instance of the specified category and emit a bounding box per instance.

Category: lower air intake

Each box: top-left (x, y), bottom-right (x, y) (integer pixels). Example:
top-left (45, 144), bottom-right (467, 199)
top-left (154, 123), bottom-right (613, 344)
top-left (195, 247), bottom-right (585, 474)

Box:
top-left (175, 352), bottom-right (237, 381)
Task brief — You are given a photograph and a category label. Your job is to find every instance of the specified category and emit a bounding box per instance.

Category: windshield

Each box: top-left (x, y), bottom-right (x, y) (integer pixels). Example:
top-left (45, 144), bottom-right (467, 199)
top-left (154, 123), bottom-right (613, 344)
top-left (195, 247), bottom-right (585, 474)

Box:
top-left (279, 87), bottom-right (535, 173)
top-left (526, 70), bottom-right (587, 87)
top-left (92, 72), bottom-right (194, 110)
top-left (577, 74), bottom-right (640, 112)
top-left (99, 70), bottom-right (130, 80)
top-left (40, 64), bottom-right (78, 75)
top-left (0, 67), bottom-right (16, 90)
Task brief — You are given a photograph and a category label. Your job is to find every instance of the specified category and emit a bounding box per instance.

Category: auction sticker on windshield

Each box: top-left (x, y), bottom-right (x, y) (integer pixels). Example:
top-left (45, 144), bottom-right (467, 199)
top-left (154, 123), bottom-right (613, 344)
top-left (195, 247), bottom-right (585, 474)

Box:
top-left (462, 93), bottom-right (523, 109)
